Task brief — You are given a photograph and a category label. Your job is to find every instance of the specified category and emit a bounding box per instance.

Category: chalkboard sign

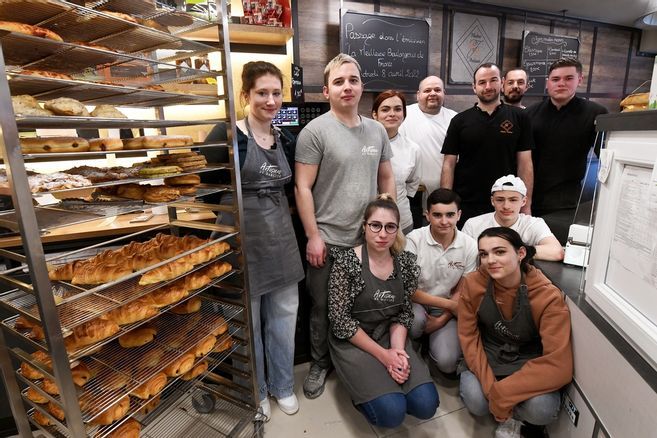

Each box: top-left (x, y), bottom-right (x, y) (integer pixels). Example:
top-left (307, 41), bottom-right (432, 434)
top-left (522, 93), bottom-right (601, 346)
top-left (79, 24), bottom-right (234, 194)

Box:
top-left (521, 31), bottom-right (580, 94)
top-left (291, 63), bottom-right (303, 103)
top-left (340, 10), bottom-right (430, 92)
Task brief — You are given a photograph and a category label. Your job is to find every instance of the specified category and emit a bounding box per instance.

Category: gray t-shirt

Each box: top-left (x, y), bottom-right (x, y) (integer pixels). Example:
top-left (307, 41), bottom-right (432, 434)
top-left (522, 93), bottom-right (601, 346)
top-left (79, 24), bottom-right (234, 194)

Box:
top-left (295, 112), bottom-right (393, 247)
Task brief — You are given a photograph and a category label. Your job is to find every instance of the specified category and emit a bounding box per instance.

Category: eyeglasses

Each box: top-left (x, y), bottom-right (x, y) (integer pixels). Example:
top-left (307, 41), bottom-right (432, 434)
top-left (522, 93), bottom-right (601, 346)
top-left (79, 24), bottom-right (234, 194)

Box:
top-left (366, 222), bottom-right (399, 234)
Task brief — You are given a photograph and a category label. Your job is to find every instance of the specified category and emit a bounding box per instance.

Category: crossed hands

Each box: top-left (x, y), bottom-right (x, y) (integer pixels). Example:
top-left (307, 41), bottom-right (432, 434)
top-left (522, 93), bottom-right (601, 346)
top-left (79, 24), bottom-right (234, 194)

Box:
top-left (381, 348), bottom-right (411, 384)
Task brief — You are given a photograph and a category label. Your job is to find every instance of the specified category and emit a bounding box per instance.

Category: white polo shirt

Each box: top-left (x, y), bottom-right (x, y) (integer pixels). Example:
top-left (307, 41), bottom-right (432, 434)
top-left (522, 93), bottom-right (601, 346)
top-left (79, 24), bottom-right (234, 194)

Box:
top-left (405, 226), bottom-right (478, 298)
top-left (462, 212), bottom-right (554, 245)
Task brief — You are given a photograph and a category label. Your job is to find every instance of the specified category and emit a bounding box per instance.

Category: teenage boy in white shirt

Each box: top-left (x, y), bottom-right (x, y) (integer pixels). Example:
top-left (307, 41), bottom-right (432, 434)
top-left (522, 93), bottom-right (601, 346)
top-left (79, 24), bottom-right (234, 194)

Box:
top-left (405, 189), bottom-right (478, 376)
top-left (462, 174), bottom-right (564, 261)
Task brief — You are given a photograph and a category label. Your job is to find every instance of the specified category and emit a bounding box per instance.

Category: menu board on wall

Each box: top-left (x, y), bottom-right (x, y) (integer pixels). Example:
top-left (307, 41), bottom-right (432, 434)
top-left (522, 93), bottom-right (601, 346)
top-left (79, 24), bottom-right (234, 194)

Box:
top-left (340, 10), bottom-right (430, 92)
top-left (521, 31), bottom-right (579, 94)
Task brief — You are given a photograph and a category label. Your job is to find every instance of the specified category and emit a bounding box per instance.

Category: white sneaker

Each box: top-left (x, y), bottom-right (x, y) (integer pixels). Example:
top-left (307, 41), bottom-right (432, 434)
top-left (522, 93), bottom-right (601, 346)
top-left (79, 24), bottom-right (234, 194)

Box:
top-left (256, 397), bottom-right (271, 422)
top-left (276, 394), bottom-right (299, 415)
top-left (495, 418), bottom-right (522, 438)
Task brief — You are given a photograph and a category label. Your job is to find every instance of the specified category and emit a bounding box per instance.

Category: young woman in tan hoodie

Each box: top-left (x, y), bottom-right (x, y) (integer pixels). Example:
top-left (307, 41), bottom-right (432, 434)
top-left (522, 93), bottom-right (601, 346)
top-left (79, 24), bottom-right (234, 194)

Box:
top-left (457, 227), bottom-right (573, 438)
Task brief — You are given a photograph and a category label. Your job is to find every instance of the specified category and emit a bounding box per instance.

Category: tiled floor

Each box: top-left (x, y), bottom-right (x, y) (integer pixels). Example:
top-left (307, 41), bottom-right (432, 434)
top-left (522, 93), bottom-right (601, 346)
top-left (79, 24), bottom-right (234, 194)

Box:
top-left (263, 363), bottom-right (497, 437)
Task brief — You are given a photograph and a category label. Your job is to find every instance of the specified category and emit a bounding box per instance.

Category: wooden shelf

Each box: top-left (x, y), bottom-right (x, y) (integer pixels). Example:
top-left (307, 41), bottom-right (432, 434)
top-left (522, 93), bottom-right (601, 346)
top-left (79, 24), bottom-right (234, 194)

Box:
top-left (180, 23), bottom-right (294, 45)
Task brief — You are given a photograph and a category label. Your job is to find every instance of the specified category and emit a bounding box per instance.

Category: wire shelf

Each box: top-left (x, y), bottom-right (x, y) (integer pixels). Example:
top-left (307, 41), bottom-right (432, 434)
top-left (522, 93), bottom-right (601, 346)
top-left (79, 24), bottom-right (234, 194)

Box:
top-left (15, 115), bottom-right (228, 130)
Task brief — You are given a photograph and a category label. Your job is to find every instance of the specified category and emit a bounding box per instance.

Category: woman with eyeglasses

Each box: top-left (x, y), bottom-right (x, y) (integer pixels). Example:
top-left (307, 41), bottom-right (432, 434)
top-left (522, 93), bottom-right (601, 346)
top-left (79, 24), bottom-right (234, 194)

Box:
top-left (327, 194), bottom-right (438, 429)
top-left (372, 90), bottom-right (420, 234)
top-left (457, 227), bottom-right (572, 437)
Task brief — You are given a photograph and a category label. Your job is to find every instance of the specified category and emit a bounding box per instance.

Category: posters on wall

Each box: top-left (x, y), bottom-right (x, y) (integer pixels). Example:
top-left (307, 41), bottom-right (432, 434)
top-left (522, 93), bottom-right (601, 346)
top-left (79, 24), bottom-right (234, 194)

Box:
top-left (449, 12), bottom-right (499, 84)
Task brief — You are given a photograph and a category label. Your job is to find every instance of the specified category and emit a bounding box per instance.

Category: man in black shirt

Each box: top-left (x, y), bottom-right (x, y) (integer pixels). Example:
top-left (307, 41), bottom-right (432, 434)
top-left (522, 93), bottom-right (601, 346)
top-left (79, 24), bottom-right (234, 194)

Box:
top-left (526, 58), bottom-right (608, 220)
top-left (441, 63), bottom-right (534, 227)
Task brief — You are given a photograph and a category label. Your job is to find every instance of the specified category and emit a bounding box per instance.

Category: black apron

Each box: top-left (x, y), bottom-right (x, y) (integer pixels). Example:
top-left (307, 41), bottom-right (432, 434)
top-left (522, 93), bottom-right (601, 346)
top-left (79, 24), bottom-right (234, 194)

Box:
top-left (221, 120), bottom-right (304, 297)
top-left (477, 276), bottom-right (543, 377)
top-left (329, 246), bottom-right (432, 404)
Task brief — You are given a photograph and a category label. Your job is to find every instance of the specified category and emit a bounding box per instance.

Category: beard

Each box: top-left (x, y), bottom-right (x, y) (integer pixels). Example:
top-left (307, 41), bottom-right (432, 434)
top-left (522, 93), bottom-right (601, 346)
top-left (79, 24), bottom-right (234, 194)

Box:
top-left (477, 89), bottom-right (500, 104)
top-left (503, 90), bottom-right (523, 104)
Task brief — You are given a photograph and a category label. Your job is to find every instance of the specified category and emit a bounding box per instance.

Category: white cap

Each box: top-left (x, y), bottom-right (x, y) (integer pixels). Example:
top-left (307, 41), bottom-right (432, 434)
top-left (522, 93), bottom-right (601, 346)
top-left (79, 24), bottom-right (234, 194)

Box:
top-left (491, 175), bottom-right (527, 196)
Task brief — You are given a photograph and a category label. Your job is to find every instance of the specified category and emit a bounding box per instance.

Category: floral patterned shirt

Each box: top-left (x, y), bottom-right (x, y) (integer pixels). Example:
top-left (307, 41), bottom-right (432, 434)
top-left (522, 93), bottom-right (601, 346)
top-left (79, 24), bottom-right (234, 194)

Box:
top-left (328, 247), bottom-right (420, 340)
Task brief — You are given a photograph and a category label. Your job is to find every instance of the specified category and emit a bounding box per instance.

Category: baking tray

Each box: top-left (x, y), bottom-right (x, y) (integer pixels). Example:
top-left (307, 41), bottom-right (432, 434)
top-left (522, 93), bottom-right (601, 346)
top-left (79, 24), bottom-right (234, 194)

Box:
top-left (0, 208), bottom-right (103, 233)
top-left (15, 115), bottom-right (227, 130)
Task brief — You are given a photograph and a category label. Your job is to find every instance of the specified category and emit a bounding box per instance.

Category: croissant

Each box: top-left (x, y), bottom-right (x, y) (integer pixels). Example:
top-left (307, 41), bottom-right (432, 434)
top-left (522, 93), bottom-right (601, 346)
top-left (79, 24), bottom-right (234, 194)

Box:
top-left (106, 299), bottom-right (158, 326)
top-left (146, 284), bottom-right (187, 308)
top-left (163, 353), bottom-right (195, 377)
top-left (26, 386), bottom-right (49, 404)
top-left (15, 315), bottom-right (37, 330)
top-left (119, 326), bottom-right (157, 348)
top-left (131, 372), bottom-right (167, 399)
top-left (139, 259), bottom-right (194, 286)
top-left (192, 334), bottom-right (216, 357)
top-left (202, 261), bottom-right (232, 279)
top-left (116, 241), bottom-right (146, 258)
top-left (71, 262), bottom-right (132, 285)
top-left (171, 297), bottom-right (202, 315)
top-left (108, 418), bottom-right (141, 438)
top-left (138, 348), bottom-right (163, 370)
top-left (181, 360), bottom-right (208, 381)
top-left (177, 235), bottom-right (206, 252)
top-left (129, 252), bottom-right (163, 271)
top-left (48, 260), bottom-right (86, 281)
top-left (184, 272), bottom-right (212, 291)
top-left (47, 401), bottom-right (65, 421)
top-left (21, 350), bottom-right (52, 380)
top-left (65, 318), bottom-right (120, 352)
top-left (32, 409), bottom-right (53, 426)
top-left (211, 316), bottom-right (228, 337)
top-left (89, 249), bottom-right (125, 265)
top-left (92, 396), bottom-right (130, 425)
top-left (30, 325), bottom-right (45, 341)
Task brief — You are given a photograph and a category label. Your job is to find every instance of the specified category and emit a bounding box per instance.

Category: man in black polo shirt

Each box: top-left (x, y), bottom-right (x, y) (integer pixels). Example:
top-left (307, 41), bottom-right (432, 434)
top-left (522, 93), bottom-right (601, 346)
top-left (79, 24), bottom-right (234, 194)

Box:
top-left (441, 63), bottom-right (534, 227)
top-left (525, 58), bottom-right (607, 220)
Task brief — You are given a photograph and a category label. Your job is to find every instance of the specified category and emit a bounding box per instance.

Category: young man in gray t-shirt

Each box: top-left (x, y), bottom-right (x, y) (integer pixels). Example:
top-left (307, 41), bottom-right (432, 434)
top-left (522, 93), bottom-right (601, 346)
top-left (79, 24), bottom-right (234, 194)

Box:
top-left (295, 54), bottom-right (395, 399)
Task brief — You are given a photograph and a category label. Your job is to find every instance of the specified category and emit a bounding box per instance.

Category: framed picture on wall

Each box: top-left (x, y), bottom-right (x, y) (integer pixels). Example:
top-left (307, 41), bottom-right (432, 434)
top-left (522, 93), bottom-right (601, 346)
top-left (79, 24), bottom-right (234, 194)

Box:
top-left (449, 11), bottom-right (500, 84)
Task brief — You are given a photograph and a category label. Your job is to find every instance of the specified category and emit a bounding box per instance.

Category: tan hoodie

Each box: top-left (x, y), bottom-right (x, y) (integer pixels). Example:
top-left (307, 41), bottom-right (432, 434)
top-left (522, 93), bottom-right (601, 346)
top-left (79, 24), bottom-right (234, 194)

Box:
top-left (457, 265), bottom-right (573, 420)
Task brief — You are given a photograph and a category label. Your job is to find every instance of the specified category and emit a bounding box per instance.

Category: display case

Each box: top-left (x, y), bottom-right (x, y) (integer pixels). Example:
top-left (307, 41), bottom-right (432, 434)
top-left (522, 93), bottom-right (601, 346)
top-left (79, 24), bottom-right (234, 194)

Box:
top-left (586, 111), bottom-right (657, 373)
top-left (0, 0), bottom-right (260, 436)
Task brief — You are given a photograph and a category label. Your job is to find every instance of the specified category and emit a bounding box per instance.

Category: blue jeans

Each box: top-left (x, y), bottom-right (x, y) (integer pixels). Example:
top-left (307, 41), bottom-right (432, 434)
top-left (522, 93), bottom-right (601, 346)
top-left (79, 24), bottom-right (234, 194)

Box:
top-left (459, 370), bottom-right (561, 425)
top-left (357, 382), bottom-right (439, 428)
top-left (251, 283), bottom-right (299, 400)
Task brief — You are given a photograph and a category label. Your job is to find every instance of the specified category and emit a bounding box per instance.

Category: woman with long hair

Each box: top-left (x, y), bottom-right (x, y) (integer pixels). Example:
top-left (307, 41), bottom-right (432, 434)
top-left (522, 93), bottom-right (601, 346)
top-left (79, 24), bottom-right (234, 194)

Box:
top-left (457, 227), bottom-right (572, 437)
top-left (327, 194), bottom-right (438, 429)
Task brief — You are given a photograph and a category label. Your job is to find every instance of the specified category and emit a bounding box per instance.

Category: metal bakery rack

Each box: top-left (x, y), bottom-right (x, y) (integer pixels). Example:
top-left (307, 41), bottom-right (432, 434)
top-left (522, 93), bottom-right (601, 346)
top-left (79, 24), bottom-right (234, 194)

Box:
top-left (0, 0), bottom-right (261, 436)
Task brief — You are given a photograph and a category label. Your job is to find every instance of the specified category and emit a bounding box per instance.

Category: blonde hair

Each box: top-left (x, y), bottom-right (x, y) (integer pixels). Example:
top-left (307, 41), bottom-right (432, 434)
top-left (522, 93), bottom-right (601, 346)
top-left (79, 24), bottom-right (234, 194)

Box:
top-left (363, 193), bottom-right (406, 255)
top-left (323, 53), bottom-right (362, 86)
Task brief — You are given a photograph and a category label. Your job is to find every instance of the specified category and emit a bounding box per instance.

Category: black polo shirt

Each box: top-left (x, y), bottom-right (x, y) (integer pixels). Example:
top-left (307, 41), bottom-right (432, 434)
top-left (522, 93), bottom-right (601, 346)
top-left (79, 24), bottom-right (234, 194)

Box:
top-left (442, 102), bottom-right (533, 206)
top-left (525, 96), bottom-right (607, 213)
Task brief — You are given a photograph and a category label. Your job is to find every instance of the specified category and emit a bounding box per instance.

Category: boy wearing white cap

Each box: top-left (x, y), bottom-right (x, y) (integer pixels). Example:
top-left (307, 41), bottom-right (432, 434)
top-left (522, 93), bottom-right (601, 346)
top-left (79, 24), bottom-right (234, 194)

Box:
top-left (462, 175), bottom-right (564, 261)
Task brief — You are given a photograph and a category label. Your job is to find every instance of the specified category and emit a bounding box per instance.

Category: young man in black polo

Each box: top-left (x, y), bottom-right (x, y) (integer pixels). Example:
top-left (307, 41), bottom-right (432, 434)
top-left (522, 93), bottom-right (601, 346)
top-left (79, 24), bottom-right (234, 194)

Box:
top-left (525, 58), bottom-right (608, 222)
top-left (440, 63), bottom-right (534, 227)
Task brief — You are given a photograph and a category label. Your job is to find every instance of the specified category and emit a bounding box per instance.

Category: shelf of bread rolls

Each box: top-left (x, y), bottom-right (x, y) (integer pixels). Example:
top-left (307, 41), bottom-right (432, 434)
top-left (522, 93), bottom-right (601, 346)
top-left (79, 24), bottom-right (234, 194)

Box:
top-left (19, 296), bottom-right (242, 436)
top-left (1, 233), bottom-right (237, 342)
top-left (15, 114), bottom-right (229, 130)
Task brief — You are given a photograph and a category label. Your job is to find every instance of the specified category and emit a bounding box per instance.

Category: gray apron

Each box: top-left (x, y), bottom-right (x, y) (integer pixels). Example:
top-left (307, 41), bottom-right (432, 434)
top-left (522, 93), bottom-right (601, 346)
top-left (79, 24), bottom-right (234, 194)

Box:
top-left (476, 275), bottom-right (543, 377)
top-left (223, 120), bottom-right (304, 297)
top-left (329, 246), bottom-right (432, 404)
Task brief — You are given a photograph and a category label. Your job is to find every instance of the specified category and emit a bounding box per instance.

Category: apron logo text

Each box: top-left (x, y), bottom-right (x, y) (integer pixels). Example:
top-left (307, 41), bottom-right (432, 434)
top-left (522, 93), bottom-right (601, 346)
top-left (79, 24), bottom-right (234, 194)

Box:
top-left (494, 320), bottom-right (520, 341)
top-left (372, 289), bottom-right (395, 303)
top-left (259, 162), bottom-right (282, 178)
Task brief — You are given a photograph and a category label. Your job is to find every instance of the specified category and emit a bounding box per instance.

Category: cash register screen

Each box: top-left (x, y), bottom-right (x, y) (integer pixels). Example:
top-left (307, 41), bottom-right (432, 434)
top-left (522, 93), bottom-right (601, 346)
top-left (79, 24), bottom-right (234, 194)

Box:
top-left (272, 106), bottom-right (300, 127)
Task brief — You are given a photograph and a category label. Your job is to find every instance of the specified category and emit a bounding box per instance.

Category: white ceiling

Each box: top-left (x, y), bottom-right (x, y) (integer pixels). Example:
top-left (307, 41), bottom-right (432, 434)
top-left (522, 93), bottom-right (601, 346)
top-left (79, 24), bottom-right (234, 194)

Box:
top-left (473, 0), bottom-right (657, 27)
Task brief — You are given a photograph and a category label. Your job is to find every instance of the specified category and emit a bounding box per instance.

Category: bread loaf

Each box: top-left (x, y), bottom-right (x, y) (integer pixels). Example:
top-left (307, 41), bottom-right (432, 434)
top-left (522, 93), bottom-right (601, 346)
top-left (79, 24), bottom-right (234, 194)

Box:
top-left (20, 137), bottom-right (90, 154)
top-left (89, 137), bottom-right (124, 151)
top-left (164, 174), bottom-right (201, 186)
top-left (91, 396), bottom-right (130, 425)
top-left (11, 95), bottom-right (53, 117)
top-left (184, 271), bottom-right (211, 291)
top-left (116, 183), bottom-right (146, 200)
top-left (192, 334), bottom-right (216, 357)
top-left (106, 299), bottom-right (158, 326)
top-left (145, 284), bottom-right (187, 308)
top-left (0, 20), bottom-right (63, 41)
top-left (171, 297), bottom-right (202, 315)
top-left (163, 353), bottom-right (195, 377)
top-left (131, 372), bottom-right (167, 399)
top-left (108, 418), bottom-right (141, 438)
top-left (90, 105), bottom-right (127, 119)
top-left (118, 326), bottom-right (157, 348)
top-left (181, 360), bottom-right (208, 381)
top-left (44, 98), bottom-right (90, 117)
top-left (142, 186), bottom-right (180, 203)
top-left (71, 262), bottom-right (132, 285)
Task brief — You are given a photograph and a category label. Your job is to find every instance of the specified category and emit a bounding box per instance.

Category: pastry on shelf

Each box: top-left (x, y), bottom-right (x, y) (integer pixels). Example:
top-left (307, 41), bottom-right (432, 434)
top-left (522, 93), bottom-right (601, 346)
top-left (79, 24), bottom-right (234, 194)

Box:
top-left (138, 259), bottom-right (194, 286)
top-left (171, 297), bottom-right (202, 315)
top-left (210, 316), bottom-right (228, 337)
top-left (151, 151), bottom-right (207, 170)
top-left (124, 134), bottom-right (193, 149)
top-left (15, 315), bottom-right (36, 330)
top-left (137, 165), bottom-right (182, 178)
top-left (90, 104), bottom-right (127, 118)
top-left (91, 396), bottom-right (130, 425)
top-left (44, 98), bottom-right (90, 117)
top-left (116, 183), bottom-right (146, 200)
top-left (99, 10), bottom-right (139, 24)
top-left (162, 352), bottom-right (195, 377)
top-left (214, 335), bottom-right (233, 353)
top-left (106, 298), bottom-right (158, 326)
top-left (32, 409), bottom-right (53, 426)
top-left (107, 418), bottom-right (141, 438)
top-left (130, 372), bottom-right (167, 399)
top-left (11, 95), bottom-right (53, 117)
top-left (18, 70), bottom-right (73, 80)
top-left (183, 271), bottom-right (211, 291)
top-left (138, 395), bottom-right (160, 415)
top-left (64, 318), bottom-right (120, 352)
top-left (96, 370), bottom-right (131, 391)
top-left (118, 326), bottom-right (157, 348)
top-left (89, 138), bottom-right (124, 151)
top-left (20, 350), bottom-right (52, 380)
top-left (20, 137), bottom-right (90, 154)
top-left (0, 20), bottom-right (63, 41)
top-left (41, 362), bottom-right (91, 394)
top-left (142, 185), bottom-right (180, 203)
top-left (191, 334), bottom-right (216, 357)
top-left (143, 283), bottom-right (187, 308)
top-left (181, 360), bottom-right (208, 381)
top-left (70, 262), bottom-right (132, 285)
top-left (136, 348), bottom-right (163, 370)
top-left (201, 261), bottom-right (232, 279)
top-left (26, 385), bottom-right (49, 404)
